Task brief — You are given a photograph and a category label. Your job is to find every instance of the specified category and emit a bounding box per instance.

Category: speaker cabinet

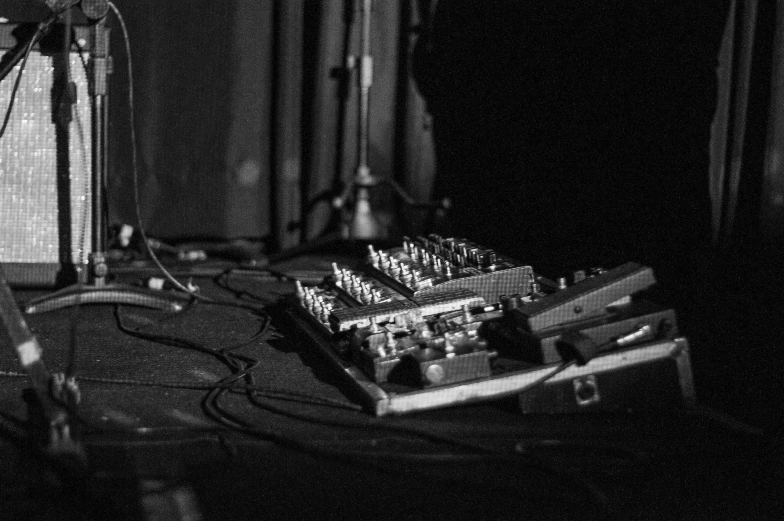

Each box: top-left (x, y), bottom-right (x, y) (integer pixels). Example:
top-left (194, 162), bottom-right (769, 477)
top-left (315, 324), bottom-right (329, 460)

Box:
top-left (0, 23), bottom-right (94, 287)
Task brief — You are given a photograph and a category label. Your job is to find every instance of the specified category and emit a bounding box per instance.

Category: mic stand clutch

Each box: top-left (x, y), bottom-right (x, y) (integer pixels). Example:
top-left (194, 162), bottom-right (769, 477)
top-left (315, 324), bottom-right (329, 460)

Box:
top-left (21, 18), bottom-right (189, 314)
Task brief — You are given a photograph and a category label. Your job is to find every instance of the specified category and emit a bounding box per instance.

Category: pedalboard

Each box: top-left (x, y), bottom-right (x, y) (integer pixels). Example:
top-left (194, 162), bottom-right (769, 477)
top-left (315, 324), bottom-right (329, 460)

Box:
top-left (286, 235), bottom-right (692, 415)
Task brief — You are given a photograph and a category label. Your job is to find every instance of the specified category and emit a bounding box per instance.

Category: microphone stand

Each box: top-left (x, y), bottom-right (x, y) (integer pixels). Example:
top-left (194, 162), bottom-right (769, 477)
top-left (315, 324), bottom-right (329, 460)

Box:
top-left (276, 0), bottom-right (440, 262)
top-left (19, 16), bottom-right (189, 314)
top-left (334, 0), bottom-right (449, 241)
top-left (331, 0), bottom-right (385, 240)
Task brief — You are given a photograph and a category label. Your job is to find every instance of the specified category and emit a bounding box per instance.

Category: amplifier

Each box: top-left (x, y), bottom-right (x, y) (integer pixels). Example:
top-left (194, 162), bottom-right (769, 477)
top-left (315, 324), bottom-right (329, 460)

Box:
top-left (0, 23), bottom-right (96, 287)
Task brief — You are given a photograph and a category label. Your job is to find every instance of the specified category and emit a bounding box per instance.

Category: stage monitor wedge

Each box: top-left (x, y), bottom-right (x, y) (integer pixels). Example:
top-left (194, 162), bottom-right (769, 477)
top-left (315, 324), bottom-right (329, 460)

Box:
top-left (0, 22), bottom-right (96, 287)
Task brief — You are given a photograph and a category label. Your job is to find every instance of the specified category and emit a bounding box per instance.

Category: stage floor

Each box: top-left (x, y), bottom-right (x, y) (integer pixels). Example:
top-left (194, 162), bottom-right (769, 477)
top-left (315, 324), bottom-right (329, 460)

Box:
top-left (0, 256), bottom-right (782, 520)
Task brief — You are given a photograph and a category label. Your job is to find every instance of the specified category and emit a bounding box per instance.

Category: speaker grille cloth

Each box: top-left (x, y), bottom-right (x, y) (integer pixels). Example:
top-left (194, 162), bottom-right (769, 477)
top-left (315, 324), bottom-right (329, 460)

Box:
top-left (0, 50), bottom-right (92, 268)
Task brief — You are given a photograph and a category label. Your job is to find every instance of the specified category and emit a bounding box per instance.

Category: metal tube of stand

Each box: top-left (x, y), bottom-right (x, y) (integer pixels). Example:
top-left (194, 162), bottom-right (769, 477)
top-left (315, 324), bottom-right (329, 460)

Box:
top-left (357, 0), bottom-right (372, 180)
top-left (90, 21), bottom-right (108, 284)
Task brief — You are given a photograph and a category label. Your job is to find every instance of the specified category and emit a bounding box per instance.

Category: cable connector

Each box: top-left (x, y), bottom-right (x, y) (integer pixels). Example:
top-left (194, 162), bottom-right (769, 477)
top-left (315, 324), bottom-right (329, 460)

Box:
top-left (143, 277), bottom-right (199, 294)
top-left (555, 330), bottom-right (598, 366)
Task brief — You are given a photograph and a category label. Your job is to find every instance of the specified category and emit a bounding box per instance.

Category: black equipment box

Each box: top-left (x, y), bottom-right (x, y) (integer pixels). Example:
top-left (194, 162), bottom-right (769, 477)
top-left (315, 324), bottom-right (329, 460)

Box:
top-left (518, 337), bottom-right (695, 414)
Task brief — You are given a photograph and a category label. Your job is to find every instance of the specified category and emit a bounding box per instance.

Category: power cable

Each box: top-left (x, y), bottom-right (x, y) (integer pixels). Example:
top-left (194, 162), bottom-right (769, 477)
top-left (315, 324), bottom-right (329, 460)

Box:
top-left (107, 2), bottom-right (203, 302)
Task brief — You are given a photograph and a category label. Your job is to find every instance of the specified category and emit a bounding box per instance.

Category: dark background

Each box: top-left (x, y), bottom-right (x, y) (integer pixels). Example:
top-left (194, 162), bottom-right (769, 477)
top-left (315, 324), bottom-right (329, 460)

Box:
top-left (0, 1), bottom-right (773, 270)
top-left (416, 2), bottom-right (725, 275)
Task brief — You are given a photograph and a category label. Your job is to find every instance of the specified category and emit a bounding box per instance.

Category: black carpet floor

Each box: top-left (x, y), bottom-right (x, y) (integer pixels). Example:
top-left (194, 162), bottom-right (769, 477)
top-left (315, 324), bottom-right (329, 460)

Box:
top-left (0, 256), bottom-right (782, 520)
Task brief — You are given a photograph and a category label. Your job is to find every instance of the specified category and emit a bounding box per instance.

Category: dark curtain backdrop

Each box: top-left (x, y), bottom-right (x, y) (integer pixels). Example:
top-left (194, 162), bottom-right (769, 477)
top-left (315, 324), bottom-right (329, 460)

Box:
top-left (765, 1), bottom-right (784, 251)
top-left (709, 0), bottom-right (778, 252)
top-left (106, 0), bottom-right (238, 241)
top-left (102, 0), bottom-right (434, 249)
top-left (3, 1), bottom-right (782, 260)
top-left (707, 0), bottom-right (784, 279)
top-left (2, 1), bottom-right (435, 248)
top-left (414, 1), bottom-right (730, 282)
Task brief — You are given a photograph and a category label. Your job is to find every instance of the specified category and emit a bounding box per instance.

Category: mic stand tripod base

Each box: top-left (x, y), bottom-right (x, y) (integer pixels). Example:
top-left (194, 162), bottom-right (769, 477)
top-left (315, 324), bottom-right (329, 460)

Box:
top-left (23, 253), bottom-right (191, 314)
top-left (342, 186), bottom-right (387, 241)
top-left (336, 167), bottom-right (389, 241)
